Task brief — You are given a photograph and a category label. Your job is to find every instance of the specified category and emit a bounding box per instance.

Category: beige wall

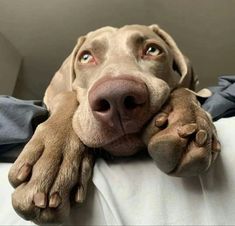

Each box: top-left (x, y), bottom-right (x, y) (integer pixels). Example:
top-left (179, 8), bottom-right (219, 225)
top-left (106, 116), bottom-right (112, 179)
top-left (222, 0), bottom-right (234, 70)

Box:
top-left (0, 0), bottom-right (234, 99)
top-left (0, 33), bottom-right (21, 95)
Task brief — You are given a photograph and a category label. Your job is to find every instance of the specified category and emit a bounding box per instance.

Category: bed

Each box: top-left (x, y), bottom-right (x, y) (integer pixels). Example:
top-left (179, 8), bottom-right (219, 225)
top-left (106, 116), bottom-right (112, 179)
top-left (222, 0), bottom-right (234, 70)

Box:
top-left (1, 116), bottom-right (235, 225)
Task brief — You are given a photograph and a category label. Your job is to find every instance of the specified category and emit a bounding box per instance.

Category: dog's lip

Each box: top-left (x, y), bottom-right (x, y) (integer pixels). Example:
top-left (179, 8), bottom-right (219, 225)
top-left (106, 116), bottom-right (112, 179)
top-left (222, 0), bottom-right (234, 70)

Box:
top-left (102, 132), bottom-right (144, 156)
top-left (95, 114), bottom-right (153, 148)
top-left (103, 126), bottom-right (143, 145)
top-left (107, 132), bottom-right (139, 143)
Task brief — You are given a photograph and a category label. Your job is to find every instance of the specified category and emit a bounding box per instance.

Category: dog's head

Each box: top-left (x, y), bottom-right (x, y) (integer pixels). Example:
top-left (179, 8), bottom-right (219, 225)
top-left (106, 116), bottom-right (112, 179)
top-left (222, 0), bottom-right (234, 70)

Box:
top-left (47, 24), bottom-right (198, 156)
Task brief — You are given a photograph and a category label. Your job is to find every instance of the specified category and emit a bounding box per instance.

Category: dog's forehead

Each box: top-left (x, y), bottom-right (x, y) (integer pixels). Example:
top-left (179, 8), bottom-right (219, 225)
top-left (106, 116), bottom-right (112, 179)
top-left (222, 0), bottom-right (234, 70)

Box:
top-left (86, 26), bottom-right (117, 39)
top-left (84, 25), bottom-right (162, 46)
top-left (119, 24), bottom-right (157, 37)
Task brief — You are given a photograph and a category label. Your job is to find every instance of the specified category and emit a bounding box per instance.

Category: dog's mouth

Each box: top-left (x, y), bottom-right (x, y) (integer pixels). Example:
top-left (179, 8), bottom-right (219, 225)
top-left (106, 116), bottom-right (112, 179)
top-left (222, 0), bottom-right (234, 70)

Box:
top-left (102, 133), bottom-right (145, 156)
top-left (93, 109), bottom-right (155, 156)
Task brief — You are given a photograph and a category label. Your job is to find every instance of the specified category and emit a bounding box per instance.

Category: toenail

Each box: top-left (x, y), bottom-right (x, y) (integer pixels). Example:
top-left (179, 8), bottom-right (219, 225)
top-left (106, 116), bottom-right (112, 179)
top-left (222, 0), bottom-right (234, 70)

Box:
top-left (33, 192), bottom-right (47, 208)
top-left (49, 192), bottom-right (61, 208)
top-left (196, 130), bottom-right (208, 146)
top-left (75, 186), bottom-right (85, 203)
top-left (155, 113), bottom-right (168, 127)
top-left (17, 163), bottom-right (31, 181)
top-left (178, 123), bottom-right (197, 138)
top-left (213, 140), bottom-right (221, 152)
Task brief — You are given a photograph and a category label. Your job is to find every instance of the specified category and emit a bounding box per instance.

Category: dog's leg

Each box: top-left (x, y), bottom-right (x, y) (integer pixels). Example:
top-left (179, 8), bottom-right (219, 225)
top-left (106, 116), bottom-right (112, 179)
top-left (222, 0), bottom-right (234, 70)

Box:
top-left (143, 88), bottom-right (221, 177)
top-left (8, 91), bottom-right (94, 224)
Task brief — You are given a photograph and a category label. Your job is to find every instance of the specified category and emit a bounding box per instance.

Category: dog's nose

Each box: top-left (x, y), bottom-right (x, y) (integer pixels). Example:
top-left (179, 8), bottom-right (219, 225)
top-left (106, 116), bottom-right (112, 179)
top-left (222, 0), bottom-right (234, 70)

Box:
top-left (88, 77), bottom-right (149, 133)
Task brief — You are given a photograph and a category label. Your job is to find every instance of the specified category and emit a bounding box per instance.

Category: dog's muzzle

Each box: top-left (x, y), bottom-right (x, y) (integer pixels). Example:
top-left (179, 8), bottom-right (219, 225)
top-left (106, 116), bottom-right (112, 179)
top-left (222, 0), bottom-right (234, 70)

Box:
top-left (88, 75), bottom-right (150, 134)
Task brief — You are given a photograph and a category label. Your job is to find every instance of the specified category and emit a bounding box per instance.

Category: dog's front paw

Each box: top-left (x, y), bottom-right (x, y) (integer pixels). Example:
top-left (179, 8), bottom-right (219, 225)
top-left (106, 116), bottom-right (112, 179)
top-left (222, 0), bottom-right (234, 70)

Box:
top-left (143, 88), bottom-right (221, 177)
top-left (8, 122), bottom-right (94, 224)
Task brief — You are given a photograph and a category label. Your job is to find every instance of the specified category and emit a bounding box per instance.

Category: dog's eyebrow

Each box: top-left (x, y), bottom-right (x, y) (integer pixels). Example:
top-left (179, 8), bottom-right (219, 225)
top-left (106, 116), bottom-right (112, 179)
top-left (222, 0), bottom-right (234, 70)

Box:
top-left (129, 33), bottom-right (150, 44)
top-left (89, 39), bottom-right (107, 52)
top-left (126, 33), bottom-right (150, 54)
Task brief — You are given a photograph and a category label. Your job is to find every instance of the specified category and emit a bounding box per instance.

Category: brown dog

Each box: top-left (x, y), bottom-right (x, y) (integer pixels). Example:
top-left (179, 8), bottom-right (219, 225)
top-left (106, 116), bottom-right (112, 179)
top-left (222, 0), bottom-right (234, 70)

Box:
top-left (8, 24), bottom-right (220, 224)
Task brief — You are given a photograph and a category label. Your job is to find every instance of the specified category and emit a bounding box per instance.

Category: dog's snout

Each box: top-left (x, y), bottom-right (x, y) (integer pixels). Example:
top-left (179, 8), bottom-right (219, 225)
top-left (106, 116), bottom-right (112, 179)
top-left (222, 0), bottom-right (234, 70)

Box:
top-left (89, 77), bottom-right (149, 133)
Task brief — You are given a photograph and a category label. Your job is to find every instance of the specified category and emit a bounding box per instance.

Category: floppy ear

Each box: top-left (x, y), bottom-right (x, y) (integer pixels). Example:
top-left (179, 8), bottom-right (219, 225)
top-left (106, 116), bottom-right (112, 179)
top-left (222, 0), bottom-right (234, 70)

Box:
top-left (149, 24), bottom-right (199, 91)
top-left (44, 36), bottom-right (86, 109)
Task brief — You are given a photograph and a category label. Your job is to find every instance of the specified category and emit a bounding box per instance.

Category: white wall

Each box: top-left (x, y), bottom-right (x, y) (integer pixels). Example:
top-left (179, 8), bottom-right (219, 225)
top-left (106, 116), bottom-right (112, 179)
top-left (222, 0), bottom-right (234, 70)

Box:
top-left (0, 0), bottom-right (234, 99)
top-left (0, 33), bottom-right (21, 95)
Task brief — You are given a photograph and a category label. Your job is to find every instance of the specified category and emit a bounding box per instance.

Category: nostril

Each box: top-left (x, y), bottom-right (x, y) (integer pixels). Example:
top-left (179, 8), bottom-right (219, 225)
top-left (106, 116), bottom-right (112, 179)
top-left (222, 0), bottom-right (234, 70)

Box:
top-left (124, 96), bottom-right (138, 110)
top-left (96, 99), bottom-right (110, 112)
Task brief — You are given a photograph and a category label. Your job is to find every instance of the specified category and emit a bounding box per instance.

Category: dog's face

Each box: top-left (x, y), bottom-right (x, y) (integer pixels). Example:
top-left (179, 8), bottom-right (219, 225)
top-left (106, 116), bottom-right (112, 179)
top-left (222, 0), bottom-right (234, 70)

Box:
top-left (70, 25), bottom-right (196, 156)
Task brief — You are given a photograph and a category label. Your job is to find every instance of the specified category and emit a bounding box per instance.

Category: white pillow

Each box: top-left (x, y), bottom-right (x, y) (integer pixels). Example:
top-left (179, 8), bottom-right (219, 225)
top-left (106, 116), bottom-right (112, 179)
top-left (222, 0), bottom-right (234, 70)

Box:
top-left (1, 117), bottom-right (235, 225)
top-left (69, 117), bottom-right (235, 225)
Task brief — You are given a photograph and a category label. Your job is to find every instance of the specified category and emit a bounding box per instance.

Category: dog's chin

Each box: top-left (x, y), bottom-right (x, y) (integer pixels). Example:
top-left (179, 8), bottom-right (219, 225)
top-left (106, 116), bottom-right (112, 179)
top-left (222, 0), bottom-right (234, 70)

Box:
top-left (102, 133), bottom-right (145, 156)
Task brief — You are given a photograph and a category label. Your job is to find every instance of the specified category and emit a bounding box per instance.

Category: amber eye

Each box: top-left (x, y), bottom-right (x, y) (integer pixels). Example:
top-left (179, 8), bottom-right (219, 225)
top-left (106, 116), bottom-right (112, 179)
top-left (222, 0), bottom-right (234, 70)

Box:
top-left (144, 44), bottom-right (162, 57)
top-left (79, 51), bottom-right (95, 64)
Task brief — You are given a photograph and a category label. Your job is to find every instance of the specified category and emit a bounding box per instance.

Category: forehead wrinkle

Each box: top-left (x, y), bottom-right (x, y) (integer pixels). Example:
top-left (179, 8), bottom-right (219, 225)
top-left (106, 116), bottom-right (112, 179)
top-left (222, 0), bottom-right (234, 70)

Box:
top-left (126, 33), bottom-right (149, 47)
top-left (82, 27), bottom-right (116, 50)
top-left (130, 32), bottom-right (150, 41)
top-left (90, 39), bottom-right (107, 51)
top-left (118, 29), bottom-right (163, 53)
top-left (81, 36), bottom-right (109, 52)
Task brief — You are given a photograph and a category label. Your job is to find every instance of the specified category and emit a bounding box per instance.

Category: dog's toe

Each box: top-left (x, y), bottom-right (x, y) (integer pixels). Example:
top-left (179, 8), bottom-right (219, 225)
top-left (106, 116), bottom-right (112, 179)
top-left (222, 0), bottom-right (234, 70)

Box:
top-left (8, 136), bottom-right (44, 188)
top-left (12, 183), bottom-right (41, 221)
top-left (75, 151), bottom-right (94, 203)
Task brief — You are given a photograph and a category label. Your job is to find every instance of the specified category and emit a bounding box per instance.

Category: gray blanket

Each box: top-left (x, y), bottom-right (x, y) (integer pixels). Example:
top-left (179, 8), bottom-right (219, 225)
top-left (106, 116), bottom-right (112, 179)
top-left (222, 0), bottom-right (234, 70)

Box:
top-left (0, 96), bottom-right (48, 162)
top-left (202, 75), bottom-right (235, 121)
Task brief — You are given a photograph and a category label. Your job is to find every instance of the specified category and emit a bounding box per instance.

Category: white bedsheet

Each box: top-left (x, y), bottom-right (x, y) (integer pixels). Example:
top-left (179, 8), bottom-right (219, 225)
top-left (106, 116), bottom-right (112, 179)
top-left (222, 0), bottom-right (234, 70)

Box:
top-left (1, 117), bottom-right (235, 225)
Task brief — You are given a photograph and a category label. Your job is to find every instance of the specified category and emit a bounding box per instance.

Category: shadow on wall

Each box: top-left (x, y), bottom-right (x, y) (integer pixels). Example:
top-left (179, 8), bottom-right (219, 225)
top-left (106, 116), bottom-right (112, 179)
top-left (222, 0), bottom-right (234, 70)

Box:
top-left (0, 33), bottom-right (22, 95)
